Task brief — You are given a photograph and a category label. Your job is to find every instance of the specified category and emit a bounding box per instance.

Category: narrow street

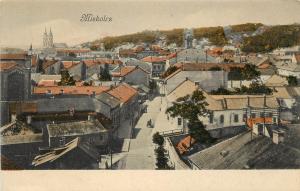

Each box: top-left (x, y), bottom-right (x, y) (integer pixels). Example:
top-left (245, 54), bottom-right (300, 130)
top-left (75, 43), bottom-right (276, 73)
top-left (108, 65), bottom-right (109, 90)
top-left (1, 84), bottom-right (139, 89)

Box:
top-left (119, 96), bottom-right (162, 169)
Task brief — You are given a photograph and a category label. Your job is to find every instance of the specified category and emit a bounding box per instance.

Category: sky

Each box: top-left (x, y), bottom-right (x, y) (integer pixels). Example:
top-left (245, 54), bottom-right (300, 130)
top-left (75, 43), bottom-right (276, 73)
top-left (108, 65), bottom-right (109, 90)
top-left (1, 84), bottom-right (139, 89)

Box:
top-left (0, 0), bottom-right (300, 49)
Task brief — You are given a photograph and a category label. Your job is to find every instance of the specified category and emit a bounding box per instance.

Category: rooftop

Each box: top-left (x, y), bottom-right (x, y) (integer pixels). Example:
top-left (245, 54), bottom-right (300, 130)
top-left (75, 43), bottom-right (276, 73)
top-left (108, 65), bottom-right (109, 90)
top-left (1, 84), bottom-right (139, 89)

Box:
top-left (0, 53), bottom-right (27, 60)
top-left (188, 128), bottom-right (300, 169)
top-left (107, 83), bottom-right (138, 103)
top-left (95, 92), bottom-right (121, 109)
top-left (33, 86), bottom-right (110, 95)
top-left (47, 120), bottom-right (106, 137)
top-left (0, 62), bottom-right (18, 71)
top-left (32, 137), bottom-right (100, 167)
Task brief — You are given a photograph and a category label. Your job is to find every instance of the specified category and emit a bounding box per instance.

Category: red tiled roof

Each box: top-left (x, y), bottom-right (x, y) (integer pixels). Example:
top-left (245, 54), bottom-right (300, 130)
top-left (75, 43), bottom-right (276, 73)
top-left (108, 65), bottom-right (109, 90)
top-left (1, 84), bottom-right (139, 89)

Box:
top-left (119, 49), bottom-right (136, 56)
top-left (295, 54), bottom-right (300, 63)
top-left (176, 136), bottom-right (196, 155)
top-left (0, 62), bottom-right (17, 71)
top-left (33, 86), bottom-right (110, 95)
top-left (0, 53), bottom-right (27, 60)
top-left (107, 84), bottom-right (138, 103)
top-left (31, 55), bottom-right (38, 67)
top-left (42, 60), bottom-right (59, 70)
top-left (167, 52), bottom-right (177, 59)
top-left (62, 61), bottom-right (81, 69)
top-left (141, 56), bottom-right (167, 63)
top-left (37, 80), bottom-right (59, 87)
top-left (83, 59), bottom-right (122, 67)
top-left (112, 66), bottom-right (136, 77)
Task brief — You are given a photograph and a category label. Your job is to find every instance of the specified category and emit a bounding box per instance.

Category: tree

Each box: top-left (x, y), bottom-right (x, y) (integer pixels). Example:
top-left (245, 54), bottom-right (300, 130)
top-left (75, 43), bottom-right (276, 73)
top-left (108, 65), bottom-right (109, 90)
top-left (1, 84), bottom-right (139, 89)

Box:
top-left (287, 76), bottom-right (298, 86)
top-left (210, 87), bottom-right (232, 95)
top-left (161, 66), bottom-right (178, 78)
top-left (241, 64), bottom-right (260, 80)
top-left (58, 70), bottom-right (76, 86)
top-left (68, 52), bottom-right (77, 57)
top-left (155, 146), bottom-right (171, 170)
top-left (98, 63), bottom-right (111, 81)
top-left (166, 90), bottom-right (214, 143)
top-left (152, 132), bottom-right (164, 146)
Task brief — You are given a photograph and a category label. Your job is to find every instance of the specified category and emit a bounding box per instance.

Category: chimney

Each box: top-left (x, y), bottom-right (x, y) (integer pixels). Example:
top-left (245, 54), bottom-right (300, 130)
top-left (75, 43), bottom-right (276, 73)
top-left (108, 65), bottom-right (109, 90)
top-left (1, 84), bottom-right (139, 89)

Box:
top-left (26, 115), bottom-right (32, 124)
top-left (272, 130), bottom-right (285, 144)
top-left (186, 77), bottom-right (189, 81)
top-left (247, 96), bottom-right (250, 107)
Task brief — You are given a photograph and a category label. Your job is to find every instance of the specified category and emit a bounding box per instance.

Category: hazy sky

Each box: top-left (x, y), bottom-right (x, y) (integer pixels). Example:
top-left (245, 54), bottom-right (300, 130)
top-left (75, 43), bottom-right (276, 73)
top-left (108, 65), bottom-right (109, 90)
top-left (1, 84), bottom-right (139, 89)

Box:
top-left (1, 0), bottom-right (300, 48)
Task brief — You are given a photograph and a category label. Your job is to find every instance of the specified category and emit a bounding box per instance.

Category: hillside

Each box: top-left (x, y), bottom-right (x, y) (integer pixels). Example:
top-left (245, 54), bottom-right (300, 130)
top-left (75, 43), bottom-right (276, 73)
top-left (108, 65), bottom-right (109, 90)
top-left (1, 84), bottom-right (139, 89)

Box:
top-left (87, 23), bottom-right (300, 52)
top-left (241, 24), bottom-right (300, 53)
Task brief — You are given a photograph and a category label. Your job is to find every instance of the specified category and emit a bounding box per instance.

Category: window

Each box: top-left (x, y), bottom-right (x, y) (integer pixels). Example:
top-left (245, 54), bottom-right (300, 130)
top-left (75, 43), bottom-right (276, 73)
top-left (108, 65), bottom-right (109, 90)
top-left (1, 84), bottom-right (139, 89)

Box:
top-left (251, 113), bottom-right (256, 118)
top-left (234, 114), bottom-right (239, 123)
top-left (268, 112), bottom-right (273, 117)
top-left (209, 114), bottom-right (214, 124)
top-left (220, 115), bottom-right (224, 124)
top-left (178, 118), bottom-right (182, 126)
top-left (260, 112), bottom-right (264, 118)
top-left (243, 114), bottom-right (247, 120)
top-left (273, 117), bottom-right (277, 123)
top-left (59, 137), bottom-right (66, 146)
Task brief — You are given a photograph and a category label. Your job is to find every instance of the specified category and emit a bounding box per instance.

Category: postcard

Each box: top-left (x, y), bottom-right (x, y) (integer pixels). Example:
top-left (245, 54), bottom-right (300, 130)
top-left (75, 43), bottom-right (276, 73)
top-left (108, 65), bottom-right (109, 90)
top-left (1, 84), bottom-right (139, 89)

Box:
top-left (1, 0), bottom-right (300, 190)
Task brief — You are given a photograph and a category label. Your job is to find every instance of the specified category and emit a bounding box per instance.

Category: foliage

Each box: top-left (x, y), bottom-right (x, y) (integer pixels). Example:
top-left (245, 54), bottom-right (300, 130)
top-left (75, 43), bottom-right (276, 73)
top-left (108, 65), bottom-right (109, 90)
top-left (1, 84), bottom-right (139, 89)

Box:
top-left (188, 120), bottom-right (216, 143)
top-left (161, 28), bottom-right (184, 46)
top-left (287, 76), bottom-right (298, 86)
top-left (241, 24), bottom-right (300, 53)
top-left (228, 67), bottom-right (243, 80)
top-left (100, 31), bottom-right (157, 50)
top-left (166, 90), bottom-right (214, 143)
top-left (193, 26), bottom-right (227, 46)
top-left (68, 52), bottom-right (77, 57)
top-left (210, 87), bottom-right (233, 95)
top-left (83, 80), bottom-right (93, 86)
top-left (161, 66), bottom-right (178, 78)
top-left (58, 70), bottom-right (76, 86)
top-left (241, 64), bottom-right (261, 80)
top-left (98, 64), bottom-right (111, 81)
top-left (235, 82), bottom-right (273, 95)
top-left (155, 146), bottom-right (171, 170)
top-left (231, 23), bottom-right (263, 33)
top-left (152, 132), bottom-right (164, 146)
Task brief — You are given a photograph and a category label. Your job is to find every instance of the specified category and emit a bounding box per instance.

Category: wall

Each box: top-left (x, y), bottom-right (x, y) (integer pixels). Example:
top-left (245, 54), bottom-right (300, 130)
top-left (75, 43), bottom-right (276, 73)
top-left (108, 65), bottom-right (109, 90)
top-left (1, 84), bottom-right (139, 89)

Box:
top-left (165, 70), bottom-right (228, 94)
top-left (124, 68), bottom-right (149, 87)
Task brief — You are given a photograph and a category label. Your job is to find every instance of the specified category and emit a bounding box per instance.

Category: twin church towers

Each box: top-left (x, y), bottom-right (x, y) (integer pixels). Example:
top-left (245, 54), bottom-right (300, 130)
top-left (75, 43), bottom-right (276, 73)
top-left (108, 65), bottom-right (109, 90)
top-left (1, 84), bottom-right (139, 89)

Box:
top-left (43, 28), bottom-right (54, 48)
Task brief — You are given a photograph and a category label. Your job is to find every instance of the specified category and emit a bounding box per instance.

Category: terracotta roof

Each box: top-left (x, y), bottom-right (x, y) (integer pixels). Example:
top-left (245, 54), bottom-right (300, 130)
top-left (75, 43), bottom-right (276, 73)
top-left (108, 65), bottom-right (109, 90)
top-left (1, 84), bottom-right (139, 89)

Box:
top-left (37, 80), bottom-right (59, 87)
top-left (0, 53), bottom-right (27, 60)
top-left (107, 84), bottom-right (138, 103)
top-left (112, 66), bottom-right (149, 77)
top-left (176, 136), bottom-right (196, 155)
top-left (42, 60), bottom-right (59, 70)
top-left (9, 102), bottom-right (38, 113)
top-left (295, 54), bottom-right (300, 63)
top-left (112, 66), bottom-right (136, 77)
top-left (31, 55), bottom-right (38, 67)
top-left (33, 86), bottom-right (110, 95)
top-left (83, 59), bottom-right (122, 67)
top-left (174, 63), bottom-right (245, 72)
top-left (62, 61), bottom-right (81, 69)
top-left (0, 62), bottom-right (18, 71)
top-left (167, 52), bottom-right (177, 59)
top-left (119, 49), bottom-right (136, 56)
top-left (141, 56), bottom-right (167, 63)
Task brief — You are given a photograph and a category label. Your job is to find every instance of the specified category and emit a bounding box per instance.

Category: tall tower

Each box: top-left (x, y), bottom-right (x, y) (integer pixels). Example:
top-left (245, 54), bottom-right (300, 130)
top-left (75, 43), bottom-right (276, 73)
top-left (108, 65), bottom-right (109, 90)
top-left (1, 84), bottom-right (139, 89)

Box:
top-left (184, 29), bottom-right (193, 49)
top-left (48, 28), bottom-right (54, 48)
top-left (43, 28), bottom-right (48, 48)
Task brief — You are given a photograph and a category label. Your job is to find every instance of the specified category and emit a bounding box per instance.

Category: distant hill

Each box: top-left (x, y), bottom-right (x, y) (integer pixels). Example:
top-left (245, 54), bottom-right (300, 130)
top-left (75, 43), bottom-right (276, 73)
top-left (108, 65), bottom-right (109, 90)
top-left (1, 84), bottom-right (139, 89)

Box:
top-left (241, 24), bottom-right (300, 53)
top-left (87, 23), bottom-right (300, 52)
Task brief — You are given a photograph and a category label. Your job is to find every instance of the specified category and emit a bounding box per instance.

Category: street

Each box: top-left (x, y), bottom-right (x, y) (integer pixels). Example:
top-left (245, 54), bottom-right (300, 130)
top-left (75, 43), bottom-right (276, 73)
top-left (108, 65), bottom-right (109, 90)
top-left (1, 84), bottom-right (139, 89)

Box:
top-left (119, 96), bottom-right (162, 169)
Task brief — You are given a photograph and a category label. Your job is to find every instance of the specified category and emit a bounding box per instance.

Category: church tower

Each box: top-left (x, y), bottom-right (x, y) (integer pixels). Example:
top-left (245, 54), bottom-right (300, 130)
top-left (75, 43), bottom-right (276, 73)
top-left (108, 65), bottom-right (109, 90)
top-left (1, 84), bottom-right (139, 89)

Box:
top-left (48, 28), bottom-right (54, 48)
top-left (43, 28), bottom-right (48, 48)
